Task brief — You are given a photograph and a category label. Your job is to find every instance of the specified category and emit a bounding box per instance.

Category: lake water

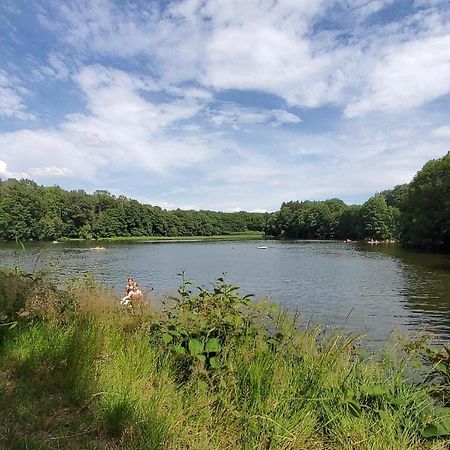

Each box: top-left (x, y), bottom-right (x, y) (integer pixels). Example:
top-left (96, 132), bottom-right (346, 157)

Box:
top-left (1, 240), bottom-right (449, 344)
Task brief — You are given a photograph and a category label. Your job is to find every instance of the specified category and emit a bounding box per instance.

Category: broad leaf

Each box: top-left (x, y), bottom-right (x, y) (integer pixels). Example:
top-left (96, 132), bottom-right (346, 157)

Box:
top-left (188, 339), bottom-right (204, 356)
top-left (210, 356), bottom-right (222, 369)
top-left (205, 338), bottom-right (221, 353)
top-left (172, 344), bottom-right (186, 355)
top-left (423, 408), bottom-right (450, 438)
top-left (195, 354), bottom-right (206, 363)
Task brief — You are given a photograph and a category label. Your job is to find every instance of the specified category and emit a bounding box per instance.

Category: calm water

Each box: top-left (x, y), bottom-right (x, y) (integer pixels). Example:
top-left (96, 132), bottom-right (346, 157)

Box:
top-left (1, 240), bottom-right (449, 344)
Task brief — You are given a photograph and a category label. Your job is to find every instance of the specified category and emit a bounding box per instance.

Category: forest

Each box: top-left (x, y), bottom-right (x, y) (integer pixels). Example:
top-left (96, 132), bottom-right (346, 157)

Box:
top-left (0, 183), bottom-right (266, 240)
top-left (266, 152), bottom-right (449, 250)
top-left (0, 152), bottom-right (448, 249)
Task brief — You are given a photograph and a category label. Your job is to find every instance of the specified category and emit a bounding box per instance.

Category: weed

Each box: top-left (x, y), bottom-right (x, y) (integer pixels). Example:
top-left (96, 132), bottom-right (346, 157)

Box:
top-left (0, 270), bottom-right (449, 448)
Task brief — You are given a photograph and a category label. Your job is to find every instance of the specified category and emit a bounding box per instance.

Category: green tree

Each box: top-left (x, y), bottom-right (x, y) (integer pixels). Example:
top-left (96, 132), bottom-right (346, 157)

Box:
top-left (359, 195), bottom-right (399, 240)
top-left (401, 152), bottom-right (450, 249)
top-left (0, 179), bottom-right (45, 240)
top-left (62, 190), bottom-right (95, 238)
top-left (381, 184), bottom-right (409, 209)
top-left (335, 205), bottom-right (361, 239)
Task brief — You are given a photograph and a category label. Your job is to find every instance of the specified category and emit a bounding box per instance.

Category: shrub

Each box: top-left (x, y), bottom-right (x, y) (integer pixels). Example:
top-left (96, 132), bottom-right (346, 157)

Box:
top-left (151, 275), bottom-right (283, 377)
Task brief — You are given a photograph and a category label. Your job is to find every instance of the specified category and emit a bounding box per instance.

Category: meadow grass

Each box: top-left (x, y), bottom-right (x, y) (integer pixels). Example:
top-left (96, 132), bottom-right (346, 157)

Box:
top-left (0, 270), bottom-right (449, 449)
top-left (59, 231), bottom-right (265, 243)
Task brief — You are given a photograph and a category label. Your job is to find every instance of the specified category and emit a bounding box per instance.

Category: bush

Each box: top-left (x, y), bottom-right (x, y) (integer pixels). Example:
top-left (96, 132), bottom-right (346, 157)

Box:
top-left (152, 275), bottom-right (284, 377)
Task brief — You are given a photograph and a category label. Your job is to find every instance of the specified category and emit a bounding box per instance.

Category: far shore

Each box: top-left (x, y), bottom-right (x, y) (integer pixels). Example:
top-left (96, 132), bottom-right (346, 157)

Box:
top-left (59, 232), bottom-right (265, 243)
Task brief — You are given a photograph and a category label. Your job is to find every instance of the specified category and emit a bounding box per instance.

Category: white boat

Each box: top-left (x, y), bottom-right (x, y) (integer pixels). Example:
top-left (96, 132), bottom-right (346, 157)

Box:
top-left (257, 245), bottom-right (268, 249)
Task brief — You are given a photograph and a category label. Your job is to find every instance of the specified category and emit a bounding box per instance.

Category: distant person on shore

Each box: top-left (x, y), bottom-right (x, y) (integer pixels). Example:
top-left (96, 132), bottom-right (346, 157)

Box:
top-left (130, 282), bottom-right (142, 300)
top-left (120, 279), bottom-right (142, 306)
top-left (121, 278), bottom-right (135, 306)
top-left (125, 278), bottom-right (134, 296)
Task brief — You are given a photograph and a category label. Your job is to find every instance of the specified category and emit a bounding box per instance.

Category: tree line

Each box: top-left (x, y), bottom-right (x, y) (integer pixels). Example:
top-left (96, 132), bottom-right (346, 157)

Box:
top-left (0, 152), bottom-right (448, 249)
top-left (0, 182), bottom-right (266, 241)
top-left (265, 152), bottom-right (449, 250)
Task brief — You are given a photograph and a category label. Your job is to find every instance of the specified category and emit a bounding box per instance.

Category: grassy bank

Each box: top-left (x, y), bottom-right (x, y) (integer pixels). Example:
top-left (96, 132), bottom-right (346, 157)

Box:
top-left (57, 231), bottom-right (265, 243)
top-left (0, 269), bottom-right (449, 449)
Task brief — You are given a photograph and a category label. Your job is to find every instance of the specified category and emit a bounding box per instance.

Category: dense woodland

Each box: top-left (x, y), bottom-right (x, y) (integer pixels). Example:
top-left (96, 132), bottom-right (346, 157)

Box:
top-left (266, 152), bottom-right (449, 250)
top-left (0, 184), bottom-right (266, 240)
top-left (0, 152), bottom-right (448, 249)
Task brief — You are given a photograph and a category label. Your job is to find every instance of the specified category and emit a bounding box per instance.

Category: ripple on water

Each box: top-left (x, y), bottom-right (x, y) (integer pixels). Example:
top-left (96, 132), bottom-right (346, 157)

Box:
top-left (0, 240), bottom-right (449, 344)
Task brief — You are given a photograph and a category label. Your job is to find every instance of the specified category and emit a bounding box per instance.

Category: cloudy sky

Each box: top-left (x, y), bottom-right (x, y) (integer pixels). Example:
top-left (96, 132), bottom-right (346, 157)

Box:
top-left (0, 0), bottom-right (449, 211)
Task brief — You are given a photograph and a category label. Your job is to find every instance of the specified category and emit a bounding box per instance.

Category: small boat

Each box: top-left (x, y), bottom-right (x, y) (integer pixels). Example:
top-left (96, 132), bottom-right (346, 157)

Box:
top-left (90, 246), bottom-right (106, 251)
top-left (52, 240), bottom-right (59, 244)
top-left (257, 245), bottom-right (268, 249)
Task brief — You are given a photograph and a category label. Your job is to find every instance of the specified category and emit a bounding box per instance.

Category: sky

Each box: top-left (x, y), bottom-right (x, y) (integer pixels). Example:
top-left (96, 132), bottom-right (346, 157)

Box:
top-left (0, 0), bottom-right (449, 212)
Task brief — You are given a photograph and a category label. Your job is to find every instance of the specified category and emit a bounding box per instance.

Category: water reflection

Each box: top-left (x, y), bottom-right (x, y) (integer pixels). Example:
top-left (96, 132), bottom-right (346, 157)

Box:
top-left (361, 244), bottom-right (450, 340)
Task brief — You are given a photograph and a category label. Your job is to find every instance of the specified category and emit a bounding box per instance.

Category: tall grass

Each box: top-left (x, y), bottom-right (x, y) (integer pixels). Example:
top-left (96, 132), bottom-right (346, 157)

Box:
top-left (0, 269), bottom-right (448, 449)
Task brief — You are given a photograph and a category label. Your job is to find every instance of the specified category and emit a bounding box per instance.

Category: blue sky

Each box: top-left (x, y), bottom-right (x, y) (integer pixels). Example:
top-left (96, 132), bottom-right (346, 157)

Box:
top-left (0, 0), bottom-right (449, 211)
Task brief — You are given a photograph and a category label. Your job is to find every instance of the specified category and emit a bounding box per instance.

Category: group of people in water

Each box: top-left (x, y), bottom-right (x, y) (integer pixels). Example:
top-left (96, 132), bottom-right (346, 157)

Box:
top-left (120, 277), bottom-right (142, 306)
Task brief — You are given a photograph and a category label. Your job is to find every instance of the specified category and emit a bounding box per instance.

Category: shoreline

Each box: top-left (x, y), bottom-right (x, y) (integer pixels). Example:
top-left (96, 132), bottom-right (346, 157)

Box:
top-left (1, 269), bottom-right (449, 448)
top-left (0, 232), bottom-right (265, 245)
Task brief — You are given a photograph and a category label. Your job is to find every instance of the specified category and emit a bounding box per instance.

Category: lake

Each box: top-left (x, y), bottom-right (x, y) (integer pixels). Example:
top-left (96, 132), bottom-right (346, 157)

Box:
top-left (1, 239), bottom-right (449, 344)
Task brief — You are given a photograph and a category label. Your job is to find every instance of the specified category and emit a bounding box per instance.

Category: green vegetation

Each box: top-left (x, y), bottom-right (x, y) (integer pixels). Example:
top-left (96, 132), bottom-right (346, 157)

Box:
top-left (72, 231), bottom-right (264, 242)
top-left (1, 268), bottom-right (449, 449)
top-left (401, 153), bottom-right (450, 249)
top-left (266, 152), bottom-right (450, 250)
top-left (0, 182), bottom-right (266, 241)
top-left (264, 196), bottom-right (399, 241)
top-left (0, 152), bottom-right (448, 249)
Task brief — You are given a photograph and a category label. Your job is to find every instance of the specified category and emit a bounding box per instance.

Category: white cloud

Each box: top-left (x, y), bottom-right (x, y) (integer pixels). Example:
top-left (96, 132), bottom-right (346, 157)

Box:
top-left (206, 104), bottom-right (302, 129)
top-left (431, 125), bottom-right (450, 138)
top-left (0, 160), bottom-right (28, 179)
top-left (350, 0), bottom-right (396, 20)
top-left (2, 0), bottom-right (450, 211)
top-left (0, 70), bottom-right (34, 120)
top-left (272, 110), bottom-right (303, 125)
top-left (204, 26), bottom-right (335, 107)
top-left (346, 34), bottom-right (450, 117)
top-left (39, 0), bottom-right (450, 115)
top-left (29, 166), bottom-right (74, 177)
top-left (0, 64), bottom-right (215, 182)
top-left (193, 109), bottom-right (449, 209)
top-left (35, 52), bottom-right (72, 80)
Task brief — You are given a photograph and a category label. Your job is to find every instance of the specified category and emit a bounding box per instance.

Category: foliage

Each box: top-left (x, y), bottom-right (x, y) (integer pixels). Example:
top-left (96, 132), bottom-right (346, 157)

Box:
top-left (401, 152), bottom-right (450, 250)
top-left (152, 275), bottom-right (269, 373)
top-left (265, 198), bottom-right (352, 239)
top-left (266, 153), bottom-right (449, 248)
top-left (1, 272), bottom-right (449, 448)
top-left (1, 152), bottom-right (448, 249)
top-left (266, 196), bottom-right (401, 241)
top-left (0, 266), bottom-right (51, 325)
top-left (381, 183), bottom-right (409, 209)
top-left (423, 344), bottom-right (450, 406)
top-left (422, 344), bottom-right (450, 439)
top-left (0, 179), bottom-right (266, 241)
top-left (359, 194), bottom-right (400, 240)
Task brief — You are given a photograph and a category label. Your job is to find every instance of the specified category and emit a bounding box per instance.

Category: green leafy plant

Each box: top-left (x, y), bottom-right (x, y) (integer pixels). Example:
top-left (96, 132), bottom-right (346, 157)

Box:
top-left (152, 274), bottom-right (274, 372)
top-left (423, 345), bottom-right (450, 406)
top-left (422, 407), bottom-right (450, 438)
